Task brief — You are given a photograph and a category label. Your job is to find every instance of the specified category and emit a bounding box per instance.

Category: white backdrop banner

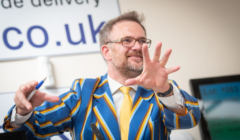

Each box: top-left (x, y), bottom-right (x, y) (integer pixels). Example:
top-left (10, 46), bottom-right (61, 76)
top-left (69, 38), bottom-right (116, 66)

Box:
top-left (0, 0), bottom-right (120, 61)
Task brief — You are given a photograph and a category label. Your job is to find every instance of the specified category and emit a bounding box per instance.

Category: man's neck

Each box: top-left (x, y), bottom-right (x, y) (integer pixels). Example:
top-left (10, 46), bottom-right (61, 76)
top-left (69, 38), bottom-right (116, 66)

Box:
top-left (108, 70), bottom-right (128, 86)
top-left (107, 65), bottom-right (130, 86)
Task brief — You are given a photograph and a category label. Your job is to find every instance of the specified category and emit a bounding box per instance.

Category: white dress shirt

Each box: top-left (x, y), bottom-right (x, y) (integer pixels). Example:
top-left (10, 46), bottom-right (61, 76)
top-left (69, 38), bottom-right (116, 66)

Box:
top-left (108, 76), bottom-right (184, 124)
top-left (11, 76), bottom-right (184, 126)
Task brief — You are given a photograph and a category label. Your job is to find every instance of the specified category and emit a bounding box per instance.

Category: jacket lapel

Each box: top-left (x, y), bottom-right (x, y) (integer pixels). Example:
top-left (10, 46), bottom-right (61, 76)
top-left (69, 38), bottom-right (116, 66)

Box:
top-left (93, 75), bottom-right (121, 140)
top-left (129, 86), bottom-right (155, 140)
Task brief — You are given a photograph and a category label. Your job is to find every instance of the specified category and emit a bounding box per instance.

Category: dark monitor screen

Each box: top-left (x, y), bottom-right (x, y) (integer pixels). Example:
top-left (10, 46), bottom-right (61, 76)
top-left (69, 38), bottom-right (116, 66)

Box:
top-left (0, 130), bottom-right (27, 140)
top-left (190, 75), bottom-right (240, 140)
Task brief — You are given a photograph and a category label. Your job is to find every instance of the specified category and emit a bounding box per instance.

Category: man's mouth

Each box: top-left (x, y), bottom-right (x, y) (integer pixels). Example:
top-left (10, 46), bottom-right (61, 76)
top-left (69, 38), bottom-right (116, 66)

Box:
top-left (126, 51), bottom-right (143, 62)
top-left (127, 55), bottom-right (143, 61)
top-left (128, 55), bottom-right (142, 58)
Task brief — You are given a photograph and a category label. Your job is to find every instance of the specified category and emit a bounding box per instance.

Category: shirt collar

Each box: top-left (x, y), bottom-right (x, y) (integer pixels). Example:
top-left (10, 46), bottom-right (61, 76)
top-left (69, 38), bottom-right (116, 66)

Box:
top-left (107, 75), bottom-right (138, 95)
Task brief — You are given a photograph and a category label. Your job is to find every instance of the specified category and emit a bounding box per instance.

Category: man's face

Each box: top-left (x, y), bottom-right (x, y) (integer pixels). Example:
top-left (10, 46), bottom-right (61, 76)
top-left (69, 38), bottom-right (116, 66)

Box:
top-left (108, 21), bottom-right (146, 78)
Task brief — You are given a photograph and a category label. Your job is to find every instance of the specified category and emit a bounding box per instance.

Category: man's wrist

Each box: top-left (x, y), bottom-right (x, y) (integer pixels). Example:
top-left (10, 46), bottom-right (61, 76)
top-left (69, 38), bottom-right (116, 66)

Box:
top-left (156, 84), bottom-right (184, 109)
top-left (11, 106), bottom-right (33, 127)
top-left (156, 83), bottom-right (173, 97)
top-left (16, 106), bottom-right (32, 116)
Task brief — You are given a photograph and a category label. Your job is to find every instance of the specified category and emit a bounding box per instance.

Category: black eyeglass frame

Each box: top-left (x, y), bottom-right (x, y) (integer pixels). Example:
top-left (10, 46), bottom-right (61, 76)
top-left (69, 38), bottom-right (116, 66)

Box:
top-left (106, 37), bottom-right (152, 48)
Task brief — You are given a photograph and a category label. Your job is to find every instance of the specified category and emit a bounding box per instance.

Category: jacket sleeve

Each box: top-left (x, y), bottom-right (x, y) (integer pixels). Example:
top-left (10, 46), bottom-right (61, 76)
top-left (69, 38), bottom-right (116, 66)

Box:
top-left (3, 79), bottom-right (83, 139)
top-left (160, 79), bottom-right (201, 130)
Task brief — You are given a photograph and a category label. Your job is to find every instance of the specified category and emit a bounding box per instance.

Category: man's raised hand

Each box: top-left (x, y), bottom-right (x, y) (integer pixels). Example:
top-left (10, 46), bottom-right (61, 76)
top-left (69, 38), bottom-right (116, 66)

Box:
top-left (125, 42), bottom-right (180, 92)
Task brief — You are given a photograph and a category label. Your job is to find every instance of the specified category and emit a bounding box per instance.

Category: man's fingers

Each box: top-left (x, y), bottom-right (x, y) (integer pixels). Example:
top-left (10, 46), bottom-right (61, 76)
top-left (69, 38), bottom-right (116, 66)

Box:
top-left (160, 48), bottom-right (172, 67)
top-left (142, 44), bottom-right (151, 64)
top-left (16, 90), bottom-right (32, 110)
top-left (21, 81), bottom-right (38, 93)
top-left (153, 42), bottom-right (162, 62)
top-left (26, 81), bottom-right (38, 91)
top-left (166, 66), bottom-right (180, 74)
top-left (20, 85), bottom-right (28, 92)
top-left (30, 80), bottom-right (38, 87)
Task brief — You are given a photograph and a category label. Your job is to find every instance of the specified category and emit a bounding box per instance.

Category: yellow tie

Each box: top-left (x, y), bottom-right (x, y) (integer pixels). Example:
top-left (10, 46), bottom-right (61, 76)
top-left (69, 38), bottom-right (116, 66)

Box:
top-left (119, 86), bottom-right (133, 140)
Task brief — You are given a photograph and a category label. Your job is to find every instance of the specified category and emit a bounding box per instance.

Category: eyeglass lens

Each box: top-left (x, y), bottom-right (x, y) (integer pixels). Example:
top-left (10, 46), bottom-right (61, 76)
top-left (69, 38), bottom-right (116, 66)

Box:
top-left (122, 38), bottom-right (150, 47)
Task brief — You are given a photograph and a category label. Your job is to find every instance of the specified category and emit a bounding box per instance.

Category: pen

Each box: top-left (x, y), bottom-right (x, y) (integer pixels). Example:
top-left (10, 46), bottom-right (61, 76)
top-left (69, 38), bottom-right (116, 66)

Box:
top-left (27, 77), bottom-right (46, 101)
top-left (90, 123), bottom-right (105, 140)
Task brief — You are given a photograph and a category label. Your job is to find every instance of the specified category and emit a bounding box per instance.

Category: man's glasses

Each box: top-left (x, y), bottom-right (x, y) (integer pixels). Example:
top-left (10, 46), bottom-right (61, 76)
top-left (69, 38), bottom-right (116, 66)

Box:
top-left (107, 37), bottom-right (151, 48)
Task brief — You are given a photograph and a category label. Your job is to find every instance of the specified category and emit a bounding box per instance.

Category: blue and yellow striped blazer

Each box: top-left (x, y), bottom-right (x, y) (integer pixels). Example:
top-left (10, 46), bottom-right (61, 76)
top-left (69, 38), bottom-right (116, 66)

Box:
top-left (3, 74), bottom-right (200, 140)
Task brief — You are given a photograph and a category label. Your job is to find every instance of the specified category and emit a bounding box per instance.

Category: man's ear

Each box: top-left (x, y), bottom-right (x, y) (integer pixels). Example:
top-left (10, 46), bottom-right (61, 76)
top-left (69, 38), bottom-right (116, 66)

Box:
top-left (101, 45), bottom-right (111, 61)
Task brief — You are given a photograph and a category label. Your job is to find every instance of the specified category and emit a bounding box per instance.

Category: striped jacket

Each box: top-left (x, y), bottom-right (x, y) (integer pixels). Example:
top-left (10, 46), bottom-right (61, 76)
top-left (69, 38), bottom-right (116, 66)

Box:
top-left (3, 74), bottom-right (200, 140)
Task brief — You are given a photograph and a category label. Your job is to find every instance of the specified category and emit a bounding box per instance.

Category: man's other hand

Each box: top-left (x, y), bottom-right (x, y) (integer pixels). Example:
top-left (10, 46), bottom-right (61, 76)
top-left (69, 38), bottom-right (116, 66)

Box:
top-left (14, 80), bottom-right (60, 116)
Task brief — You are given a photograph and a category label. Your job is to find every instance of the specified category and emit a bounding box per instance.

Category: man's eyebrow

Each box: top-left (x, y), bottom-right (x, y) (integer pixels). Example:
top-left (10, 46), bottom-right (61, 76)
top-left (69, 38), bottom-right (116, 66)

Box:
top-left (123, 36), bottom-right (147, 39)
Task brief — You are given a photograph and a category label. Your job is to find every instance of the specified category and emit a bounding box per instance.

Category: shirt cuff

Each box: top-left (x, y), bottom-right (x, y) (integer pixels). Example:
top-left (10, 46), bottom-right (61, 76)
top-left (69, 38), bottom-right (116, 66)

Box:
top-left (156, 83), bottom-right (184, 109)
top-left (10, 106), bottom-right (33, 127)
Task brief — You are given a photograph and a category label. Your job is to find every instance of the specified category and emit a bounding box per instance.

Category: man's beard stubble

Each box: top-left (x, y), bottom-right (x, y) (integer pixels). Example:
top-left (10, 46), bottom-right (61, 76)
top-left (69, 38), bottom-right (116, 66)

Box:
top-left (114, 62), bottom-right (143, 78)
top-left (111, 51), bottom-right (143, 78)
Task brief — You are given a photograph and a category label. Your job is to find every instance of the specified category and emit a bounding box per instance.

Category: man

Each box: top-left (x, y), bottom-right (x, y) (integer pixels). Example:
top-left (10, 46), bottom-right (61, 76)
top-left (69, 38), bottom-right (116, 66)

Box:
top-left (3, 11), bottom-right (200, 140)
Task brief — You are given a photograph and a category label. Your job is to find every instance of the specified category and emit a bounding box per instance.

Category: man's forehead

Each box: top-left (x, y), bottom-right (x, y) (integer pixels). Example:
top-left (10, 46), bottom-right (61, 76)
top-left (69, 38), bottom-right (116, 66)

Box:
top-left (109, 20), bottom-right (146, 38)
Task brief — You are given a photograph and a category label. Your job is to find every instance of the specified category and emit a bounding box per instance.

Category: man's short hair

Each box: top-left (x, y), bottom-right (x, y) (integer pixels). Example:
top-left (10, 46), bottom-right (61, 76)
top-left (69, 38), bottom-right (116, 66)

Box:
top-left (99, 11), bottom-right (146, 48)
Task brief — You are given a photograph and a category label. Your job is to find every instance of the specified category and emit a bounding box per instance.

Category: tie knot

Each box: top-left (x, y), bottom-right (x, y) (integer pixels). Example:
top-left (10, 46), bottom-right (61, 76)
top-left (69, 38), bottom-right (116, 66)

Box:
top-left (119, 86), bottom-right (132, 95)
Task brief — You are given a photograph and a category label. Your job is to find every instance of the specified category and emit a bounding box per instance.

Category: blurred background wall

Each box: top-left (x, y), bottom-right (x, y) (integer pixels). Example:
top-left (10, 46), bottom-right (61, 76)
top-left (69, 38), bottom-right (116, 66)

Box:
top-left (0, 0), bottom-right (240, 139)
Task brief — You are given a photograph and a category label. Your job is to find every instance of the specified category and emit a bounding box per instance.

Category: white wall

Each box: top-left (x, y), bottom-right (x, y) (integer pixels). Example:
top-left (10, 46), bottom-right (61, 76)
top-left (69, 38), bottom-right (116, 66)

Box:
top-left (1, 0), bottom-right (240, 140)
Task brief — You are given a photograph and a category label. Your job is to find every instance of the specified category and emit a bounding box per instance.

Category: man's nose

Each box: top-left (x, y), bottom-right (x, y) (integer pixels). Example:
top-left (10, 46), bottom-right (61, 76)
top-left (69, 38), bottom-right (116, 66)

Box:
top-left (131, 41), bottom-right (142, 51)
